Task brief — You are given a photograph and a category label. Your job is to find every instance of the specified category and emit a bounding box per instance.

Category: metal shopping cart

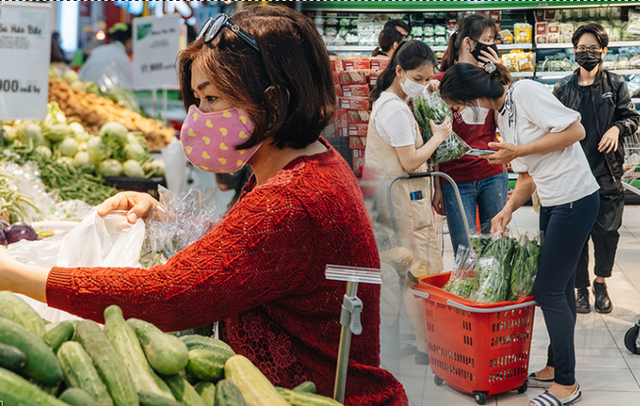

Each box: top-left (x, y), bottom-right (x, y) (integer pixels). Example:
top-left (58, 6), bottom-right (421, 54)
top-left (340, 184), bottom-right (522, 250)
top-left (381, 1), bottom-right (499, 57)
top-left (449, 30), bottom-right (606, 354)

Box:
top-left (623, 132), bottom-right (640, 198)
top-left (387, 172), bottom-right (536, 405)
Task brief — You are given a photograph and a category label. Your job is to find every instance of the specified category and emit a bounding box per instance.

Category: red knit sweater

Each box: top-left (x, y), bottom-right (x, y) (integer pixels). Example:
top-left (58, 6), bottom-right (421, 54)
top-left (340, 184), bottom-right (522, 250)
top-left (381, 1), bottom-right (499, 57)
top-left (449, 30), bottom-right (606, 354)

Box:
top-left (46, 140), bottom-right (408, 406)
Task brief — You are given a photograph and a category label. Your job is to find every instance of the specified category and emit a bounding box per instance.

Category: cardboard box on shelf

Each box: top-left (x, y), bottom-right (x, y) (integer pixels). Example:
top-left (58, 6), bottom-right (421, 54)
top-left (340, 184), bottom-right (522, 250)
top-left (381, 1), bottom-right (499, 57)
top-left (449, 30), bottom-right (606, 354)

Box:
top-left (349, 136), bottom-right (367, 149)
top-left (336, 127), bottom-right (349, 137)
top-left (348, 123), bottom-right (369, 137)
top-left (332, 72), bottom-right (340, 85)
top-left (338, 70), bottom-right (369, 85)
top-left (335, 109), bottom-right (348, 129)
top-left (370, 57), bottom-right (390, 72)
top-left (341, 96), bottom-right (370, 110)
top-left (347, 110), bottom-right (370, 124)
top-left (330, 56), bottom-right (343, 72)
top-left (342, 84), bottom-right (370, 97)
top-left (369, 71), bottom-right (381, 86)
top-left (335, 85), bottom-right (343, 97)
top-left (344, 57), bottom-right (371, 71)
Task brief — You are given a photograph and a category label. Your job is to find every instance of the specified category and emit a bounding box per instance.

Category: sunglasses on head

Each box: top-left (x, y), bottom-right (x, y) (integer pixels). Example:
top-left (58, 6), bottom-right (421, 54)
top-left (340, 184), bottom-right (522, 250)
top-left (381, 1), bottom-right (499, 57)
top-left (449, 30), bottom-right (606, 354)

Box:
top-left (196, 14), bottom-right (261, 54)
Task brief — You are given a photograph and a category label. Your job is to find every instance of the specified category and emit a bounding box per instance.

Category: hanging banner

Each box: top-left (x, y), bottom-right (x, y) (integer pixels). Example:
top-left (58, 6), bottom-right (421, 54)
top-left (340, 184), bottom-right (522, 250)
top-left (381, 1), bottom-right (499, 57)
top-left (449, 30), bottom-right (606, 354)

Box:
top-left (133, 14), bottom-right (181, 90)
top-left (0, 2), bottom-right (51, 120)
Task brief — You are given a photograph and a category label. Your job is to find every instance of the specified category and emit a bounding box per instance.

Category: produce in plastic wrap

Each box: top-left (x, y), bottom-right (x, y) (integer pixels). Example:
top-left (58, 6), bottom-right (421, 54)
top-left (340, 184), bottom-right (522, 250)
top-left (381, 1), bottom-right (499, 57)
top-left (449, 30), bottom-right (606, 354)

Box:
top-left (508, 235), bottom-right (542, 301)
top-left (443, 246), bottom-right (479, 299)
top-left (471, 233), bottom-right (518, 304)
top-left (413, 91), bottom-right (469, 165)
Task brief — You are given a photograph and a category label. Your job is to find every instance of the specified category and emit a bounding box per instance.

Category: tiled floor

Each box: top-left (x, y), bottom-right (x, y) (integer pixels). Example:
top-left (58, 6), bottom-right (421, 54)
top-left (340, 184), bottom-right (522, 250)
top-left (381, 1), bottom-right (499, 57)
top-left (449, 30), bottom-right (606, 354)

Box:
top-left (389, 205), bottom-right (640, 406)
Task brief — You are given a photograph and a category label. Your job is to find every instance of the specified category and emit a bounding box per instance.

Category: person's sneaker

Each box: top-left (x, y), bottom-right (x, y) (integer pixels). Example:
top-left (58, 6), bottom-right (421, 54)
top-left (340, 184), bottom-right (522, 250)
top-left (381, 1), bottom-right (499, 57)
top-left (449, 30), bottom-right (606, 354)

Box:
top-left (593, 281), bottom-right (612, 314)
top-left (576, 288), bottom-right (590, 314)
top-left (415, 351), bottom-right (429, 365)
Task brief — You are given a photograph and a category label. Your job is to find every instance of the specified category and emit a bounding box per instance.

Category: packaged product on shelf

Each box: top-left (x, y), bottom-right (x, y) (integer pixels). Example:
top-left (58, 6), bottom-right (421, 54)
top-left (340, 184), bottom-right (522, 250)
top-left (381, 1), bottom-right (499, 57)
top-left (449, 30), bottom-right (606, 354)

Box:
top-left (534, 10), bottom-right (546, 23)
top-left (536, 22), bottom-right (547, 37)
top-left (548, 33), bottom-right (560, 44)
top-left (335, 84), bottom-right (343, 97)
top-left (423, 37), bottom-right (436, 46)
top-left (348, 123), bottom-right (369, 137)
top-left (536, 35), bottom-right (548, 44)
top-left (502, 52), bottom-right (518, 72)
top-left (352, 149), bottom-right (365, 176)
top-left (490, 10), bottom-right (501, 23)
top-left (548, 21), bottom-right (560, 34)
top-left (435, 36), bottom-right (448, 46)
top-left (499, 29), bottom-right (514, 44)
top-left (338, 70), bottom-right (369, 85)
top-left (369, 71), bottom-right (381, 86)
top-left (343, 57), bottom-right (371, 71)
top-left (560, 23), bottom-right (573, 36)
top-left (434, 24), bottom-right (447, 36)
top-left (514, 23), bottom-right (532, 43)
top-left (370, 57), bottom-right (390, 72)
top-left (545, 9), bottom-right (557, 21)
top-left (423, 25), bottom-right (435, 37)
top-left (629, 55), bottom-right (640, 69)
top-left (349, 136), bottom-right (367, 150)
top-left (517, 52), bottom-right (535, 72)
top-left (603, 54), bottom-right (617, 71)
top-left (347, 110), bottom-right (370, 124)
top-left (616, 54), bottom-right (630, 70)
top-left (329, 56), bottom-right (343, 72)
top-left (340, 96), bottom-right (370, 110)
top-left (341, 84), bottom-right (370, 97)
top-left (411, 26), bottom-right (424, 37)
top-left (332, 72), bottom-right (340, 85)
top-left (335, 109), bottom-right (348, 129)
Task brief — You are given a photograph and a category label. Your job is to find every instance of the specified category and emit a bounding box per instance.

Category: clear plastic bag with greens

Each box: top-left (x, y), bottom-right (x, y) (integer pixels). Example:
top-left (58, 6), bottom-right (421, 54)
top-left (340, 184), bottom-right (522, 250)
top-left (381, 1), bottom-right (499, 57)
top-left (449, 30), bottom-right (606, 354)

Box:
top-left (508, 233), bottom-right (542, 301)
top-left (442, 245), bottom-right (479, 299)
top-left (471, 231), bottom-right (519, 304)
top-left (413, 91), bottom-right (470, 165)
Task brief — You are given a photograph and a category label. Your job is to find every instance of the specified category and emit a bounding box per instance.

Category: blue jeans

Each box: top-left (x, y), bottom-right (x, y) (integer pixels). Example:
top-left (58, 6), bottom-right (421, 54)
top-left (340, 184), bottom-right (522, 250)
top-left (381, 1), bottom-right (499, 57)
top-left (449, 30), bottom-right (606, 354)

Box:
top-left (441, 172), bottom-right (508, 255)
top-left (535, 191), bottom-right (599, 386)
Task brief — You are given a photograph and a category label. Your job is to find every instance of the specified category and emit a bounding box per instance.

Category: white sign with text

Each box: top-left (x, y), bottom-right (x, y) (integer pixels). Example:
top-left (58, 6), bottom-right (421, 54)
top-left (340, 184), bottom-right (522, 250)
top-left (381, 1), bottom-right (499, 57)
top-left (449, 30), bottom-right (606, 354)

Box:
top-left (0, 3), bottom-right (51, 120)
top-left (133, 15), bottom-right (181, 90)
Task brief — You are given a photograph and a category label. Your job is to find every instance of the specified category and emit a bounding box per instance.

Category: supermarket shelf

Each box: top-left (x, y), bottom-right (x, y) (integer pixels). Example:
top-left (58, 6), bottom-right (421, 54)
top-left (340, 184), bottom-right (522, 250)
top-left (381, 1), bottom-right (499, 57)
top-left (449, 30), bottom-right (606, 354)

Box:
top-left (536, 41), bottom-right (640, 49)
top-left (510, 71), bottom-right (535, 78)
top-left (326, 45), bottom-right (374, 52)
top-left (610, 70), bottom-right (640, 76)
top-left (535, 71), bottom-right (573, 78)
top-left (498, 43), bottom-right (533, 50)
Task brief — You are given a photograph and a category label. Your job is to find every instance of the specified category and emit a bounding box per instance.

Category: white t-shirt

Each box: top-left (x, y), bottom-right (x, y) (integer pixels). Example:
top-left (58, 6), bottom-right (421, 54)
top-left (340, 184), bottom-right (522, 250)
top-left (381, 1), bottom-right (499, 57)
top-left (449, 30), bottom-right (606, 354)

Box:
top-left (372, 92), bottom-right (417, 148)
top-left (496, 80), bottom-right (599, 207)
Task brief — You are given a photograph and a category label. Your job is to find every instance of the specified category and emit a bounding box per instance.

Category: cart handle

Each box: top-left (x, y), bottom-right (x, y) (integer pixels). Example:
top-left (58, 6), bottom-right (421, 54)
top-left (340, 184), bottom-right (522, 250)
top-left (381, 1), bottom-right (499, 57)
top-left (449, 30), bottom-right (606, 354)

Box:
top-left (410, 288), bottom-right (536, 313)
top-left (386, 172), bottom-right (473, 249)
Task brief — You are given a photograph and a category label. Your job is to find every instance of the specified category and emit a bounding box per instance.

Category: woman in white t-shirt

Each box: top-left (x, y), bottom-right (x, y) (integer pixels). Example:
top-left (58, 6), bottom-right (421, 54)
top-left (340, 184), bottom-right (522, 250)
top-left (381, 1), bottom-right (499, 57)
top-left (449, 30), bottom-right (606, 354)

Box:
top-left (364, 40), bottom-right (451, 366)
top-left (440, 63), bottom-right (599, 406)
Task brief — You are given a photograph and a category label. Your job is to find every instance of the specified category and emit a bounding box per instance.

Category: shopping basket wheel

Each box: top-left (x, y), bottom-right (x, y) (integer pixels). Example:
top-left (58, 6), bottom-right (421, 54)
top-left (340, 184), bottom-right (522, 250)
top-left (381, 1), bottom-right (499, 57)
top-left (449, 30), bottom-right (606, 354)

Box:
top-left (517, 380), bottom-right (528, 393)
top-left (624, 325), bottom-right (640, 355)
top-left (433, 375), bottom-right (444, 386)
top-left (473, 391), bottom-right (487, 405)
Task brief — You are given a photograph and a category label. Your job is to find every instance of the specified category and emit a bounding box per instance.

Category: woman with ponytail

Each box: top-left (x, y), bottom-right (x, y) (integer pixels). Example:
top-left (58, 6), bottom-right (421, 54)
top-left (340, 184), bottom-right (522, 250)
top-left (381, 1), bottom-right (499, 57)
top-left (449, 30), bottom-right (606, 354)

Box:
top-left (372, 26), bottom-right (406, 58)
top-left (364, 40), bottom-right (451, 366)
top-left (441, 63), bottom-right (599, 406)
top-left (431, 14), bottom-right (507, 257)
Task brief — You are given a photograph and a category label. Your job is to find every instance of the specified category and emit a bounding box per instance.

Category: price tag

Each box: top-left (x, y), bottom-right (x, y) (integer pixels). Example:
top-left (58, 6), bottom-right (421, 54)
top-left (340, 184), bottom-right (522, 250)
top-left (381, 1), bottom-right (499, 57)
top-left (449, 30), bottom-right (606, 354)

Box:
top-left (0, 3), bottom-right (51, 120)
top-left (133, 15), bottom-right (181, 90)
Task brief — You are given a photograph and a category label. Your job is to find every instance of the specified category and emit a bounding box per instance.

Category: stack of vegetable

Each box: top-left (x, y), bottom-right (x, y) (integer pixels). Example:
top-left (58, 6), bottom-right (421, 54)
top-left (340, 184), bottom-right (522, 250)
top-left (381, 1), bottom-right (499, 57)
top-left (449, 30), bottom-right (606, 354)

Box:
top-left (413, 91), bottom-right (469, 165)
top-left (0, 293), bottom-right (342, 406)
top-left (49, 77), bottom-right (175, 152)
top-left (0, 220), bottom-right (39, 246)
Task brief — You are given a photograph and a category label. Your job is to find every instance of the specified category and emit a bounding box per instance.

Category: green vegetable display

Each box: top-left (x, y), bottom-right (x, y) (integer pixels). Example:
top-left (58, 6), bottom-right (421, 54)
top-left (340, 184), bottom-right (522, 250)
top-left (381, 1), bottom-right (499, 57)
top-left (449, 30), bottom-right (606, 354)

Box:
top-left (471, 234), bottom-right (519, 304)
top-left (508, 238), bottom-right (541, 301)
top-left (413, 91), bottom-right (469, 165)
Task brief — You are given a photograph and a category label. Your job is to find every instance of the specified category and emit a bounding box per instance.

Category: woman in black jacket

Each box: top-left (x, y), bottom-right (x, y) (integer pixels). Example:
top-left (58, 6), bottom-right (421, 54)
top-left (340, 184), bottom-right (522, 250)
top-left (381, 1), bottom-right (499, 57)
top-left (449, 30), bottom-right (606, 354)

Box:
top-left (554, 23), bottom-right (640, 314)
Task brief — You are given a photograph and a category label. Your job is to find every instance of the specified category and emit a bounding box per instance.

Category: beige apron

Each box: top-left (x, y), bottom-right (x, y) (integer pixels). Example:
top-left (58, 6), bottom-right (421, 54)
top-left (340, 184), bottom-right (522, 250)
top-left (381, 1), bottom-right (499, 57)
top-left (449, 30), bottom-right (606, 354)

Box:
top-left (364, 94), bottom-right (443, 277)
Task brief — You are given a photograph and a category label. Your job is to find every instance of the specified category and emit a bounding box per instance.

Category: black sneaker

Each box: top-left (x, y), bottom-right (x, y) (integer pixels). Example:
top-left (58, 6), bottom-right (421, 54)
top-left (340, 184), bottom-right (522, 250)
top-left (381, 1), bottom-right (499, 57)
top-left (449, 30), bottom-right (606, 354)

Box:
top-left (593, 281), bottom-right (612, 314)
top-left (415, 351), bottom-right (429, 365)
top-left (576, 288), bottom-right (590, 314)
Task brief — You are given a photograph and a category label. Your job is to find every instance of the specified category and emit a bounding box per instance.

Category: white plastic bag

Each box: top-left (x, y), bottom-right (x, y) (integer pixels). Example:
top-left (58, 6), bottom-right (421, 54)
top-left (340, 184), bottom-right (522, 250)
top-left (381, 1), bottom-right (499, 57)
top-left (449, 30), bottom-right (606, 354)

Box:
top-left (9, 209), bottom-right (145, 322)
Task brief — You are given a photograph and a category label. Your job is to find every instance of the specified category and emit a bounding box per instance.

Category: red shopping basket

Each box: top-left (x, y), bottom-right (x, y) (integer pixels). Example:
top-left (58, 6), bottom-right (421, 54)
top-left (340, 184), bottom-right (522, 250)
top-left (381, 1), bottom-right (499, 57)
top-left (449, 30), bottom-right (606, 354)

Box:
top-left (412, 272), bottom-right (536, 405)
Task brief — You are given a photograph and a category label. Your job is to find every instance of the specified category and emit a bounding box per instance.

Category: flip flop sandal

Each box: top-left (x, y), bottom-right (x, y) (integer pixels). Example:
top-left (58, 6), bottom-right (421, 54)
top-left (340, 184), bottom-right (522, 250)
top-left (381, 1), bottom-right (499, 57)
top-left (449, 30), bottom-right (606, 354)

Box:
top-left (527, 372), bottom-right (554, 389)
top-left (529, 383), bottom-right (582, 406)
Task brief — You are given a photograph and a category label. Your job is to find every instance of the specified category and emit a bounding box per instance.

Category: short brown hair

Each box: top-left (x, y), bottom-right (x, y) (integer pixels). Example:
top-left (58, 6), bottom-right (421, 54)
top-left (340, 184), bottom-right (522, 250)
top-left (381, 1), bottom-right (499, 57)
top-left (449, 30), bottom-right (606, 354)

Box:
top-left (177, 6), bottom-right (335, 150)
top-left (572, 23), bottom-right (609, 49)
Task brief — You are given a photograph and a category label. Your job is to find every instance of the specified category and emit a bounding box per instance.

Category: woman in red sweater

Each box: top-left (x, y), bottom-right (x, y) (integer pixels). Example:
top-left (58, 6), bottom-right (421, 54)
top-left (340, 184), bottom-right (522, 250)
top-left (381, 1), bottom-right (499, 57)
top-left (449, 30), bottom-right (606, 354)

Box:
top-left (0, 6), bottom-right (407, 405)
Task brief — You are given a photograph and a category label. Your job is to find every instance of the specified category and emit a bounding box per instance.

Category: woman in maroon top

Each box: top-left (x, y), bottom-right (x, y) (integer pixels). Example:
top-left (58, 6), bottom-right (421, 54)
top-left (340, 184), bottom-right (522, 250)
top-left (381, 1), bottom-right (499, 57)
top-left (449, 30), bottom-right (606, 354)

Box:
top-left (0, 7), bottom-right (407, 405)
top-left (431, 15), bottom-right (508, 254)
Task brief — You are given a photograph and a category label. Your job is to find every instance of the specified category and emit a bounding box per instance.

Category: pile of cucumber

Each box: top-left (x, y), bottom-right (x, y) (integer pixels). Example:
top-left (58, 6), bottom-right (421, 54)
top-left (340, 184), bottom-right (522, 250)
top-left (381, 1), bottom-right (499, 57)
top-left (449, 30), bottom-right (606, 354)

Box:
top-left (0, 291), bottom-right (342, 406)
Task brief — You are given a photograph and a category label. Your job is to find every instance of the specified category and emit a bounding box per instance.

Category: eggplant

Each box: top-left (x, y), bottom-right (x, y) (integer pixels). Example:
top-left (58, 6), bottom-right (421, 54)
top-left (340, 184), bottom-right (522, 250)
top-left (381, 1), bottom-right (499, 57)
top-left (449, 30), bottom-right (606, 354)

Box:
top-left (4, 222), bottom-right (38, 244)
top-left (0, 229), bottom-right (6, 246)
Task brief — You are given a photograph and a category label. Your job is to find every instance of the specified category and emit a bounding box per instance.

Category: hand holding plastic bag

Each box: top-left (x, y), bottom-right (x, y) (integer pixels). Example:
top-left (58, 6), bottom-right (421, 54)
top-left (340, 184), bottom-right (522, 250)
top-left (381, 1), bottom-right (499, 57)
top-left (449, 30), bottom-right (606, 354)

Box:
top-left (413, 91), bottom-right (470, 165)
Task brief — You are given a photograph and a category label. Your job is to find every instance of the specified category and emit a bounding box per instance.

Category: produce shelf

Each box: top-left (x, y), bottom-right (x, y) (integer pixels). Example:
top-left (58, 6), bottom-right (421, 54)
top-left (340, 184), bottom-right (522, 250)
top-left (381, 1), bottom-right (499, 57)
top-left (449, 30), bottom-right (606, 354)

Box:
top-left (536, 41), bottom-right (640, 49)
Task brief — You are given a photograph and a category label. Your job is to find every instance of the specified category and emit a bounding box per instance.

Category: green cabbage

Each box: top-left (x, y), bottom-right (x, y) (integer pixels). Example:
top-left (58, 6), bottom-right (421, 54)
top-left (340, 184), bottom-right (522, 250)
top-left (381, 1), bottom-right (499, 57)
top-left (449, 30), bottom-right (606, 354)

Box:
top-left (99, 122), bottom-right (128, 145)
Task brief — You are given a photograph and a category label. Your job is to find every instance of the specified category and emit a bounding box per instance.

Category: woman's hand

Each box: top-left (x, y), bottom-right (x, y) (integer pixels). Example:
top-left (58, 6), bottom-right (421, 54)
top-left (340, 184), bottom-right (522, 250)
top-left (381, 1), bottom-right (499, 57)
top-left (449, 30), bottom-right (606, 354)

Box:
top-left (426, 79), bottom-right (440, 93)
top-left (477, 46), bottom-right (502, 67)
top-left (490, 206), bottom-right (513, 235)
top-left (430, 116), bottom-right (452, 143)
top-left (432, 184), bottom-right (446, 216)
top-left (485, 142), bottom-right (521, 165)
top-left (97, 192), bottom-right (159, 224)
top-left (598, 126), bottom-right (620, 153)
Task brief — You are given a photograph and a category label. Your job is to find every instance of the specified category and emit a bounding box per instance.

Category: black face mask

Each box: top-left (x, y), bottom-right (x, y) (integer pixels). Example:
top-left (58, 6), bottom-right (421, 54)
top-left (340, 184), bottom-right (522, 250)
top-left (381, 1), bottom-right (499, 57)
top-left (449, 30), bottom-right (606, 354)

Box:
top-left (576, 50), bottom-right (602, 72)
top-left (470, 40), bottom-right (499, 62)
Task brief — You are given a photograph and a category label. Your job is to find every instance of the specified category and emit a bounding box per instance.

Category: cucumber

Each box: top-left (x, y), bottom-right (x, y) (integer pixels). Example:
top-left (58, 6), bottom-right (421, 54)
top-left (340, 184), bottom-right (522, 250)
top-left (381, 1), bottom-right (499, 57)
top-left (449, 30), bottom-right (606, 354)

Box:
top-left (57, 341), bottom-right (114, 406)
top-left (187, 348), bottom-right (231, 381)
top-left (104, 306), bottom-right (174, 399)
top-left (276, 388), bottom-right (342, 406)
top-left (138, 390), bottom-right (184, 406)
top-left (74, 320), bottom-right (139, 406)
top-left (180, 335), bottom-right (235, 358)
top-left (162, 373), bottom-right (207, 406)
top-left (215, 380), bottom-right (246, 406)
top-left (45, 321), bottom-right (75, 354)
top-left (292, 381), bottom-right (317, 394)
top-left (59, 387), bottom-right (96, 406)
top-left (224, 355), bottom-right (289, 406)
top-left (0, 316), bottom-right (63, 386)
top-left (0, 341), bottom-right (27, 372)
top-left (0, 367), bottom-right (69, 406)
top-left (0, 291), bottom-right (46, 339)
top-left (194, 382), bottom-right (216, 406)
top-left (127, 318), bottom-right (189, 376)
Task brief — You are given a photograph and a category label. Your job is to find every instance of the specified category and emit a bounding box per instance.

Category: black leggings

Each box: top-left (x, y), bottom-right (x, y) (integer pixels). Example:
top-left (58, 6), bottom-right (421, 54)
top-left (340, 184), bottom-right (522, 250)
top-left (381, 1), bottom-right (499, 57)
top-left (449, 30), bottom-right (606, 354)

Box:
top-left (533, 191), bottom-right (599, 386)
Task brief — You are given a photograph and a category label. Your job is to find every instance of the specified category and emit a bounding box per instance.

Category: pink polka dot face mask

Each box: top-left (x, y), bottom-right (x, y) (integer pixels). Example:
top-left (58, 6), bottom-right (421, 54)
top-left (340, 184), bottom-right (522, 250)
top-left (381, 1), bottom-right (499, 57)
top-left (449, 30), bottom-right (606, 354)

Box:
top-left (180, 105), bottom-right (261, 174)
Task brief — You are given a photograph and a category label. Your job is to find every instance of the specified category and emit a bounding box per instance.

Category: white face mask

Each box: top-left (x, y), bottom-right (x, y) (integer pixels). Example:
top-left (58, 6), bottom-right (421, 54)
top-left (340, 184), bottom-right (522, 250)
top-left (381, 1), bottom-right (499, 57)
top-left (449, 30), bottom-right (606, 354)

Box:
top-left (400, 71), bottom-right (426, 100)
top-left (460, 100), bottom-right (490, 125)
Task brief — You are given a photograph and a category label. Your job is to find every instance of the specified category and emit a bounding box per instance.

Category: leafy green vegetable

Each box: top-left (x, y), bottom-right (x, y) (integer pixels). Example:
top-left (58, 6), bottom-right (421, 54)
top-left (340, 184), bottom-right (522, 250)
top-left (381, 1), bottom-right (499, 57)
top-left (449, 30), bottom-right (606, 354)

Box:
top-left (86, 136), bottom-right (111, 163)
top-left (508, 238), bottom-right (541, 301)
top-left (472, 235), bottom-right (518, 304)
top-left (59, 137), bottom-right (79, 157)
top-left (122, 159), bottom-right (145, 178)
top-left (73, 151), bottom-right (95, 173)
